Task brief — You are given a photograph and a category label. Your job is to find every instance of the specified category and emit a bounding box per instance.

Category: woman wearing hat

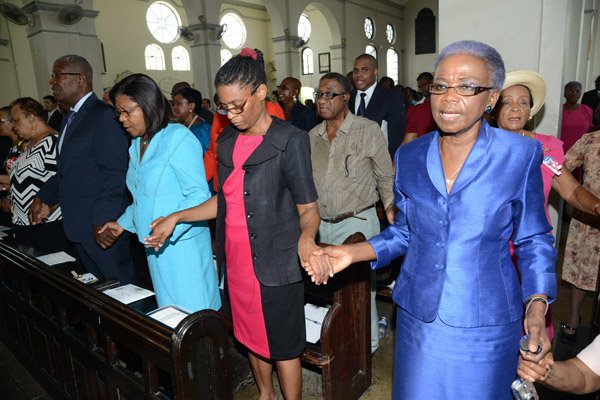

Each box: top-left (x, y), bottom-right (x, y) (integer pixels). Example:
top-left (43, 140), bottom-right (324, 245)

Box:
top-left (495, 70), bottom-right (600, 342)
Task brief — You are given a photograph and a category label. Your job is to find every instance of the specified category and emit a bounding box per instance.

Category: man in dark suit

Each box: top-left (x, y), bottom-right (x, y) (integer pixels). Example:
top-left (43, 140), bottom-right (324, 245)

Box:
top-left (349, 54), bottom-right (406, 158)
top-left (30, 55), bottom-right (135, 284)
top-left (42, 95), bottom-right (63, 132)
top-left (581, 75), bottom-right (600, 125)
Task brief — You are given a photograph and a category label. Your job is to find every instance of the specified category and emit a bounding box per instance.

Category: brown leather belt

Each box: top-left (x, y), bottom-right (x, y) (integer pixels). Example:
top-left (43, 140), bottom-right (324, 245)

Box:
top-left (320, 204), bottom-right (375, 224)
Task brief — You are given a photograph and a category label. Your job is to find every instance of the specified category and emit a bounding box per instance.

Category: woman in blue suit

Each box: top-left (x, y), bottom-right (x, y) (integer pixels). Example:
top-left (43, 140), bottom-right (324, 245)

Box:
top-left (98, 74), bottom-right (220, 313)
top-left (310, 41), bottom-right (557, 399)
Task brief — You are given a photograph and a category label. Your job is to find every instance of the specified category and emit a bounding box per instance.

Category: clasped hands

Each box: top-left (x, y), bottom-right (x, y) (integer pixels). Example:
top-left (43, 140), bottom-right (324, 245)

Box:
top-left (517, 306), bottom-right (553, 384)
top-left (299, 238), bottom-right (353, 285)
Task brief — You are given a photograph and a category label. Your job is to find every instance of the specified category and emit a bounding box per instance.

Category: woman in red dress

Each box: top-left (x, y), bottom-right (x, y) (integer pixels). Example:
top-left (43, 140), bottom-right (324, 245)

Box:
top-left (145, 48), bottom-right (323, 400)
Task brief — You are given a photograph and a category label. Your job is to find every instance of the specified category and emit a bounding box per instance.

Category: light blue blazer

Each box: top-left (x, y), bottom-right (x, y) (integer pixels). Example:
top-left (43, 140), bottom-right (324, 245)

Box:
top-left (118, 123), bottom-right (208, 242)
top-left (370, 121), bottom-right (557, 328)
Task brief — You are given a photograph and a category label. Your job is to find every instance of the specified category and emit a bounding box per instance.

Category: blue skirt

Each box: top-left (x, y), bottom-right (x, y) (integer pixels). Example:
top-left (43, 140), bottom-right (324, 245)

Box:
top-left (393, 306), bottom-right (521, 399)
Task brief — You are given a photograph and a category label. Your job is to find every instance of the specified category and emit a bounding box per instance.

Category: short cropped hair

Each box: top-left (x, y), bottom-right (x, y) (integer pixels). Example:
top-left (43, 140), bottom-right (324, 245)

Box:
top-left (354, 54), bottom-right (378, 69)
top-left (43, 95), bottom-right (57, 103)
top-left (176, 87), bottom-right (203, 110)
top-left (435, 40), bottom-right (505, 89)
top-left (320, 72), bottom-right (352, 94)
top-left (417, 72), bottom-right (434, 82)
top-left (54, 54), bottom-right (93, 85)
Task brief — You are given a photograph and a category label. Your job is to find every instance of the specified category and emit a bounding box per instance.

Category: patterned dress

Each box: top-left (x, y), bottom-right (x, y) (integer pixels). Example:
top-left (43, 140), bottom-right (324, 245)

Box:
top-left (9, 135), bottom-right (61, 225)
top-left (562, 131), bottom-right (600, 291)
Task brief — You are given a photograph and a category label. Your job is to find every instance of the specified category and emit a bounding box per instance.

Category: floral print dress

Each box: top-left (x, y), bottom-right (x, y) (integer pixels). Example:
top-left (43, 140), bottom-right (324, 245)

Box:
top-left (562, 131), bottom-right (600, 291)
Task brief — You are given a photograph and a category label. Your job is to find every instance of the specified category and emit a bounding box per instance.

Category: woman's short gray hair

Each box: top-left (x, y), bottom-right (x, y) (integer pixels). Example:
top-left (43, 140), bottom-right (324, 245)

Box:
top-left (434, 40), bottom-right (505, 89)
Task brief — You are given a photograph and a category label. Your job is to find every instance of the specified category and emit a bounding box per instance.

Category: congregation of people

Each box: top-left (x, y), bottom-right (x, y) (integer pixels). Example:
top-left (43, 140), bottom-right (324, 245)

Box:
top-left (1, 38), bottom-right (600, 399)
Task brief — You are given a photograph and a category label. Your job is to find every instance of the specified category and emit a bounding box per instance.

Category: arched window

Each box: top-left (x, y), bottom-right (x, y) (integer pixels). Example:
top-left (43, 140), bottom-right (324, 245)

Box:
top-left (386, 48), bottom-right (399, 84)
top-left (145, 44), bottom-right (166, 70)
top-left (298, 14), bottom-right (311, 41)
top-left (386, 24), bottom-right (395, 44)
top-left (146, 1), bottom-right (181, 44)
top-left (220, 12), bottom-right (246, 49)
top-left (365, 44), bottom-right (377, 59)
top-left (220, 49), bottom-right (232, 66)
top-left (171, 46), bottom-right (190, 71)
top-left (364, 17), bottom-right (374, 39)
top-left (415, 8), bottom-right (436, 54)
top-left (302, 47), bottom-right (314, 75)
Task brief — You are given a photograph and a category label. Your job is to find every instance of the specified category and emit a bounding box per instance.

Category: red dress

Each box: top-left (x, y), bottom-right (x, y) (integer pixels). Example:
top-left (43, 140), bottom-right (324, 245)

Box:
top-left (222, 134), bottom-right (305, 359)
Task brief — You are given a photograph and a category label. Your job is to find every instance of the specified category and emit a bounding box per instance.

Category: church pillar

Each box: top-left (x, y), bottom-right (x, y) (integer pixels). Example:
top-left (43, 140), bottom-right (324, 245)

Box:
top-left (272, 28), bottom-right (302, 83)
top-left (22, 0), bottom-right (102, 98)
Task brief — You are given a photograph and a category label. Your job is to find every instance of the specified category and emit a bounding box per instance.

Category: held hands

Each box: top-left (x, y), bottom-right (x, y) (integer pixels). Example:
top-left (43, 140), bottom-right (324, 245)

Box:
top-left (304, 245), bottom-right (354, 285)
top-left (518, 351), bottom-right (554, 384)
top-left (385, 204), bottom-right (397, 225)
top-left (28, 197), bottom-right (51, 225)
top-left (95, 222), bottom-right (124, 249)
top-left (298, 237), bottom-right (333, 284)
top-left (144, 215), bottom-right (177, 251)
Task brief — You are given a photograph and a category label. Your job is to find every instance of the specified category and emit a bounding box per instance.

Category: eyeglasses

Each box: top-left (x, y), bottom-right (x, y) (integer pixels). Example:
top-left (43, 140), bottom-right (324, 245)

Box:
top-left (430, 84), bottom-right (493, 97)
top-left (216, 87), bottom-right (257, 116)
top-left (114, 105), bottom-right (141, 119)
top-left (49, 72), bottom-right (82, 80)
top-left (314, 92), bottom-right (347, 100)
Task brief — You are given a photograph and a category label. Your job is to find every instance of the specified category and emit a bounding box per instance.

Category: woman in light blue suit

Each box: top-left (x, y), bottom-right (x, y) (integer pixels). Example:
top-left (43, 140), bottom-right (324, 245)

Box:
top-left (310, 41), bottom-right (557, 399)
top-left (99, 74), bottom-right (220, 313)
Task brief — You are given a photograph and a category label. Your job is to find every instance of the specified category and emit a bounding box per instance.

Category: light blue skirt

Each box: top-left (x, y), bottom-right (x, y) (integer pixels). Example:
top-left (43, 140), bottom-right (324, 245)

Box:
top-left (393, 306), bottom-right (521, 399)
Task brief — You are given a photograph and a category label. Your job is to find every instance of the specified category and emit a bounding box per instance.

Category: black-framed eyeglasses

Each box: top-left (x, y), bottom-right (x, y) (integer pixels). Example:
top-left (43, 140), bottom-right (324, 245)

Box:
top-left (314, 92), bottom-right (347, 100)
top-left (49, 72), bottom-right (82, 80)
top-left (114, 105), bottom-right (141, 119)
top-left (430, 83), bottom-right (493, 97)
top-left (216, 87), bottom-right (258, 115)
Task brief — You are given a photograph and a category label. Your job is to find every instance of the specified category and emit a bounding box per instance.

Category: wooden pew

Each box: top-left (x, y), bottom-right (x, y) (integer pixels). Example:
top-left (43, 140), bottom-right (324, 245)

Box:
top-left (302, 232), bottom-right (372, 400)
top-left (0, 240), bottom-right (232, 400)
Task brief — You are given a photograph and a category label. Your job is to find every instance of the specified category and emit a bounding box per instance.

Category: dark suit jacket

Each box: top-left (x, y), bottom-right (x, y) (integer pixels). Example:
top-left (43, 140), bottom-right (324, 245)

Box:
top-left (47, 109), bottom-right (63, 132)
top-left (350, 83), bottom-right (406, 158)
top-left (581, 89), bottom-right (600, 124)
top-left (215, 117), bottom-right (318, 286)
top-left (37, 93), bottom-right (130, 244)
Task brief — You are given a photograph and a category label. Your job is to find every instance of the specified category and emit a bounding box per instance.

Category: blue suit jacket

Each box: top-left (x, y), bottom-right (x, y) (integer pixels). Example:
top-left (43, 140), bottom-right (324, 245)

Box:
top-left (37, 93), bottom-right (129, 243)
top-left (369, 121), bottom-right (557, 327)
top-left (350, 83), bottom-right (406, 158)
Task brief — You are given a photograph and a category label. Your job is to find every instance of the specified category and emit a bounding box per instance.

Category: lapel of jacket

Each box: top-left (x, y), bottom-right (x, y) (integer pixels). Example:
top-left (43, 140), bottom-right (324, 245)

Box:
top-left (349, 89), bottom-right (357, 114)
top-left (61, 93), bottom-right (97, 151)
top-left (426, 120), bottom-right (492, 197)
top-left (365, 83), bottom-right (381, 116)
top-left (216, 125), bottom-right (237, 169)
top-left (244, 118), bottom-right (288, 166)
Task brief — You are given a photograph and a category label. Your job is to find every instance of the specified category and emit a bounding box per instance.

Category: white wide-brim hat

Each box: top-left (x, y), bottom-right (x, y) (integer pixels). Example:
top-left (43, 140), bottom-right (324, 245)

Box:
top-left (502, 70), bottom-right (547, 117)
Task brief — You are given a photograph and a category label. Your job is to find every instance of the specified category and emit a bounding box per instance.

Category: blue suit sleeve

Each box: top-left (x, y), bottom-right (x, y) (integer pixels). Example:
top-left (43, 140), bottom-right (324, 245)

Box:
top-left (168, 129), bottom-right (212, 242)
top-left (368, 160), bottom-right (409, 269)
top-left (91, 108), bottom-right (129, 226)
top-left (513, 142), bottom-right (557, 303)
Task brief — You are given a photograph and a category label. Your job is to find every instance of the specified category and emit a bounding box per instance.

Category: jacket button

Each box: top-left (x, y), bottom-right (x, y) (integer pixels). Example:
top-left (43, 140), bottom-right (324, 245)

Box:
top-left (244, 190), bottom-right (251, 197)
top-left (246, 212), bottom-right (253, 218)
top-left (250, 233), bottom-right (257, 240)
top-left (253, 252), bottom-right (260, 260)
top-left (244, 167), bottom-right (251, 173)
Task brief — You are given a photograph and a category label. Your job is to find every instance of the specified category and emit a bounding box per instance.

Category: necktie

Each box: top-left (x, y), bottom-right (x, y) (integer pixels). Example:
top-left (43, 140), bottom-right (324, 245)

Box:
top-left (357, 92), bottom-right (367, 116)
top-left (59, 110), bottom-right (76, 153)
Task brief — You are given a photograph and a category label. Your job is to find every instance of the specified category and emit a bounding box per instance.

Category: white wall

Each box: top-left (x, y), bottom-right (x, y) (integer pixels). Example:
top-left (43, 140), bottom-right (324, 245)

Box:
top-left (95, 0), bottom-right (193, 95)
top-left (401, 0), bottom-right (437, 88)
top-left (0, 20), bottom-right (37, 104)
